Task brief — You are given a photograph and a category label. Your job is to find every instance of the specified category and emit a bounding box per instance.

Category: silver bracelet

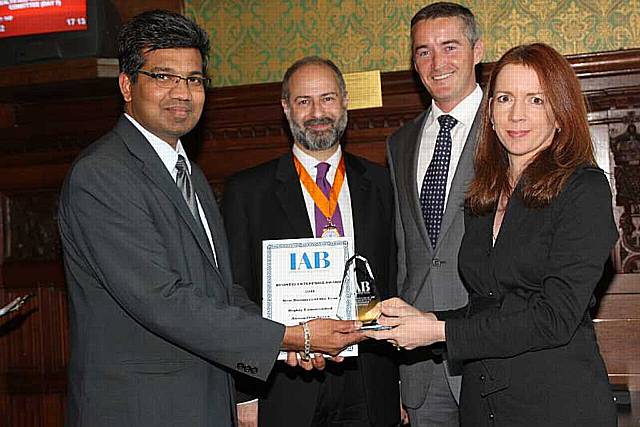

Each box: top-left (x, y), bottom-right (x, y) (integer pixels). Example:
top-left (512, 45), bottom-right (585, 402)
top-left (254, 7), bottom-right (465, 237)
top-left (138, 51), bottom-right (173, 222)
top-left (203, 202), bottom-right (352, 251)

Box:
top-left (301, 322), bottom-right (311, 361)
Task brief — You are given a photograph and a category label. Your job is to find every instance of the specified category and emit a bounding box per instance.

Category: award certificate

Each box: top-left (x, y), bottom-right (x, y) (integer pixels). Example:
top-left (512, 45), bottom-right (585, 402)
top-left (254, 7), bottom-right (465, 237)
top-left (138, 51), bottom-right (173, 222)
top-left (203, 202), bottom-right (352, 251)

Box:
top-left (263, 237), bottom-right (357, 359)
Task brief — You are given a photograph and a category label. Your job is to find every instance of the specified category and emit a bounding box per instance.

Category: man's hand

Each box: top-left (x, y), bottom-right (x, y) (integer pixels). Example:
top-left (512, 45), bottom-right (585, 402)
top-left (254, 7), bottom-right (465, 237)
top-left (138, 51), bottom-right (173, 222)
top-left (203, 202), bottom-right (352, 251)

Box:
top-left (237, 400), bottom-right (258, 427)
top-left (306, 318), bottom-right (365, 355)
top-left (284, 351), bottom-right (346, 369)
top-left (285, 351), bottom-right (324, 370)
top-left (282, 319), bottom-right (363, 356)
top-left (400, 403), bottom-right (410, 425)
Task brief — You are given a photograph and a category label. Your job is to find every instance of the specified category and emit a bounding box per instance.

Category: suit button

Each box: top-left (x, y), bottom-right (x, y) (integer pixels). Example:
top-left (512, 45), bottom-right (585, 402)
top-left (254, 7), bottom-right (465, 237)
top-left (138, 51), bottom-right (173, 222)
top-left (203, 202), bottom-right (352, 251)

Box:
top-left (432, 258), bottom-right (441, 267)
top-left (488, 290), bottom-right (494, 297)
top-left (479, 374), bottom-right (486, 382)
top-left (489, 412), bottom-right (495, 420)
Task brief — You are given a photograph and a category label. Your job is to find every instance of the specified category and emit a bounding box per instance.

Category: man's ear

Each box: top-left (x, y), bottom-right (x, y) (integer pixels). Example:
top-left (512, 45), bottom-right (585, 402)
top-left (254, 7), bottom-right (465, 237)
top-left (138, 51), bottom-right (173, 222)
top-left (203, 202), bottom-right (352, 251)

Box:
top-left (119, 73), bottom-right (133, 103)
top-left (473, 39), bottom-right (485, 65)
top-left (281, 99), bottom-right (290, 117)
top-left (342, 92), bottom-right (349, 110)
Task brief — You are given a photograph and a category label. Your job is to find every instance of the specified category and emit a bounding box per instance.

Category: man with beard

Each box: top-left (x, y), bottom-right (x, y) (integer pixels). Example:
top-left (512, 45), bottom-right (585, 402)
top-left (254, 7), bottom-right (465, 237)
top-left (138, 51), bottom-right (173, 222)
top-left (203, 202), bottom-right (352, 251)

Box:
top-left (223, 56), bottom-right (400, 426)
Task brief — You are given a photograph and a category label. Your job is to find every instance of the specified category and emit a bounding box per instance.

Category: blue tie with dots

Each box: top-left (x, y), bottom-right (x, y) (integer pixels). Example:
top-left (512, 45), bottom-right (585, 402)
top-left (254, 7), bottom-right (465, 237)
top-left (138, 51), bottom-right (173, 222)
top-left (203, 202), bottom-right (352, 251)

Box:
top-left (420, 114), bottom-right (457, 248)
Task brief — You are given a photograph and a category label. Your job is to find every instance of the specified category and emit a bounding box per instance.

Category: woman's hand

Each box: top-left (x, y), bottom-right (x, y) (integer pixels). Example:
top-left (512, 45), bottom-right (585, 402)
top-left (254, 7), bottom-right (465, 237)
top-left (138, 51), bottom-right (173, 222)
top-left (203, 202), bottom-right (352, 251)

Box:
top-left (364, 298), bottom-right (445, 350)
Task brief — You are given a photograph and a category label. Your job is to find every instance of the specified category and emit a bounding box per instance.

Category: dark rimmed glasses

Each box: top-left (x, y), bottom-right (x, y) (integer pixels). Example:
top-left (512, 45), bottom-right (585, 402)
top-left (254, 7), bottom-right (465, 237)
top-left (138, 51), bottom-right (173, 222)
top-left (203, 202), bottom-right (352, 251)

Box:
top-left (138, 70), bottom-right (211, 90)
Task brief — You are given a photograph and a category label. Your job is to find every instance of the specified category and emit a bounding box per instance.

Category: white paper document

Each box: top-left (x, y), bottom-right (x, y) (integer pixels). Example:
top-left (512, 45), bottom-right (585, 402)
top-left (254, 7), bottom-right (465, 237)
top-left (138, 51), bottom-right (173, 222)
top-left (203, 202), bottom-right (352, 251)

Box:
top-left (263, 237), bottom-right (357, 359)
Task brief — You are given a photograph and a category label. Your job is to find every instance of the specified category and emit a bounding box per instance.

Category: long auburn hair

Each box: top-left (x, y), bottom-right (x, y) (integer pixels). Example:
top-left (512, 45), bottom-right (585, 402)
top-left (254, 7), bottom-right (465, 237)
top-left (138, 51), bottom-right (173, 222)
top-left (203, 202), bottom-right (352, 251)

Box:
top-left (467, 43), bottom-right (596, 215)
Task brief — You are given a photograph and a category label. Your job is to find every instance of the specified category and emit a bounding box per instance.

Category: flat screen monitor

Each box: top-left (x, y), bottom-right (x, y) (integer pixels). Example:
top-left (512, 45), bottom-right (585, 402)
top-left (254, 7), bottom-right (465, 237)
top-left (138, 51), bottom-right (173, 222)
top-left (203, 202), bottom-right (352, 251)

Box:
top-left (0, 0), bottom-right (119, 67)
top-left (0, 0), bottom-right (88, 39)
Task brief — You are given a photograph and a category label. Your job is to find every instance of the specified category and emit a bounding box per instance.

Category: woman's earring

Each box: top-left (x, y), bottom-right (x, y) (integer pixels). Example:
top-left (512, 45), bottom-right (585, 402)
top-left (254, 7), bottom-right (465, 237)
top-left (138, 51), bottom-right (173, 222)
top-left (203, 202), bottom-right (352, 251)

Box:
top-left (556, 127), bottom-right (561, 133)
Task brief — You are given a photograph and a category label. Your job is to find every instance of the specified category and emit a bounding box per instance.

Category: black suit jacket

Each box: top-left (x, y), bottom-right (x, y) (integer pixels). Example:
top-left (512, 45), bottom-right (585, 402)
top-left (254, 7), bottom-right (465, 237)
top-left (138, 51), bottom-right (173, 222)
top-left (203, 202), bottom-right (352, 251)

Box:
top-left (58, 117), bottom-right (285, 427)
top-left (440, 166), bottom-right (618, 426)
top-left (223, 151), bottom-right (400, 426)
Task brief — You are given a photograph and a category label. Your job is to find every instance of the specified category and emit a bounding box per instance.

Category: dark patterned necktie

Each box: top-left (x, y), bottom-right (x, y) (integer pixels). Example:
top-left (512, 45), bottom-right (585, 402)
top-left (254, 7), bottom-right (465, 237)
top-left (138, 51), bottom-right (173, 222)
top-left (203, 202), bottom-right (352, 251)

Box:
top-left (420, 114), bottom-right (457, 248)
top-left (315, 162), bottom-right (344, 237)
top-left (175, 154), bottom-right (199, 220)
top-left (175, 155), bottom-right (218, 268)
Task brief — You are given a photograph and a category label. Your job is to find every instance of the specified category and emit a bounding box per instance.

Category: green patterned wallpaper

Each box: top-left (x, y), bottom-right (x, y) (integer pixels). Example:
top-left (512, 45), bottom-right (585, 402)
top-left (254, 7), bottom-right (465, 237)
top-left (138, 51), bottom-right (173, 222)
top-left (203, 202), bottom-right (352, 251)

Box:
top-left (184, 0), bottom-right (640, 87)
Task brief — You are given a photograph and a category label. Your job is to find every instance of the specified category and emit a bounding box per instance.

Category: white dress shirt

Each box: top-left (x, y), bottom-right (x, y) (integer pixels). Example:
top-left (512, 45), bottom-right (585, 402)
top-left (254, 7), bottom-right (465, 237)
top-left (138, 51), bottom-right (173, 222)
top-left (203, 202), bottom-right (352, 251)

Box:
top-left (125, 114), bottom-right (218, 265)
top-left (416, 85), bottom-right (483, 206)
top-left (292, 144), bottom-right (355, 239)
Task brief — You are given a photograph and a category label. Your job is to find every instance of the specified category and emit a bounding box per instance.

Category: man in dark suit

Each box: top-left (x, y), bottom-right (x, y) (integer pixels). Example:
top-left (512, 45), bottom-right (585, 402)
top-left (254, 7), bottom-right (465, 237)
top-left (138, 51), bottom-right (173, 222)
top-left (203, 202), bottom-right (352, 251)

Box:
top-left (58, 11), bottom-right (362, 427)
top-left (386, 3), bottom-right (484, 426)
top-left (224, 57), bottom-right (400, 426)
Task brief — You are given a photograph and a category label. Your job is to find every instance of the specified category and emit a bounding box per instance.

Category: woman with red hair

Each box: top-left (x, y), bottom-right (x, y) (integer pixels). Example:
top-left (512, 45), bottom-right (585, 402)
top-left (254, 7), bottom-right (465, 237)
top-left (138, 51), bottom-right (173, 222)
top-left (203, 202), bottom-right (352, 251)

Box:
top-left (367, 43), bottom-right (618, 426)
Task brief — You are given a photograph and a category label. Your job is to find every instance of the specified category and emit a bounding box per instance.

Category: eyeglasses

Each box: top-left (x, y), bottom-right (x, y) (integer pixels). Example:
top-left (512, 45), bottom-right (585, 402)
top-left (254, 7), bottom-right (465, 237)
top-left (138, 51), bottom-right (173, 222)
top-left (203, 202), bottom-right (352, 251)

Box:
top-left (138, 70), bottom-right (211, 89)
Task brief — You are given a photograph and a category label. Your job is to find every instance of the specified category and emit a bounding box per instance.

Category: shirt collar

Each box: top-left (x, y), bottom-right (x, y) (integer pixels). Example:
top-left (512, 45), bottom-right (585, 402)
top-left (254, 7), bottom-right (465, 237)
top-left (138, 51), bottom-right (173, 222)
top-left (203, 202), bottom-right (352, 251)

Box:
top-left (428, 84), bottom-right (483, 129)
top-left (292, 143), bottom-right (343, 178)
top-left (125, 113), bottom-right (190, 173)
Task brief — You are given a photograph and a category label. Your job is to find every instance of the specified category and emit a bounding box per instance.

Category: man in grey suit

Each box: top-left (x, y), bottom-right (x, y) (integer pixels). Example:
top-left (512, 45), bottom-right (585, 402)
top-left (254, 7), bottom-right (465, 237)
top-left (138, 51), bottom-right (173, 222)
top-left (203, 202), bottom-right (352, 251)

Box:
top-left (58, 10), bottom-right (362, 427)
top-left (386, 3), bottom-right (484, 426)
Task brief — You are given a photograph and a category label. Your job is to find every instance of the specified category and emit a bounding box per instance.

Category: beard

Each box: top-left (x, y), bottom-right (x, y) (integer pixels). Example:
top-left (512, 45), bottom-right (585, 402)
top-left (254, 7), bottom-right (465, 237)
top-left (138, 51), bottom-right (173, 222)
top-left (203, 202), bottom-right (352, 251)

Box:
top-left (288, 110), bottom-right (348, 152)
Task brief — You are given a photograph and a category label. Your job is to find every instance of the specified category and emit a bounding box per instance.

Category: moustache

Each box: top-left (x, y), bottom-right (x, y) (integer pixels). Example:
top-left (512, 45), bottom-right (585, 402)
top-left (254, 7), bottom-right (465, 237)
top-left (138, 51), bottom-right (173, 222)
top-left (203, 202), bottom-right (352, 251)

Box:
top-left (163, 103), bottom-right (193, 111)
top-left (304, 117), bottom-right (335, 128)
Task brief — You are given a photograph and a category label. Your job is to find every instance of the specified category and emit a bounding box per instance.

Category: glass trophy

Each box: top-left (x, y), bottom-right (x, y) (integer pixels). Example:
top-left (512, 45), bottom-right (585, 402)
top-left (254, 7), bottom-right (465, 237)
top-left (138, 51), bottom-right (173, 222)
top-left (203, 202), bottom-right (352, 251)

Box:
top-left (337, 254), bottom-right (388, 330)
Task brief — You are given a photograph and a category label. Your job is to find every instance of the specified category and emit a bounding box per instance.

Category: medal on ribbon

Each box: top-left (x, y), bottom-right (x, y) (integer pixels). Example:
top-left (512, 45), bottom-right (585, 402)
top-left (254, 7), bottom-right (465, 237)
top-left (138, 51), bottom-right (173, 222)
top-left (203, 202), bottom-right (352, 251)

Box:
top-left (293, 156), bottom-right (346, 238)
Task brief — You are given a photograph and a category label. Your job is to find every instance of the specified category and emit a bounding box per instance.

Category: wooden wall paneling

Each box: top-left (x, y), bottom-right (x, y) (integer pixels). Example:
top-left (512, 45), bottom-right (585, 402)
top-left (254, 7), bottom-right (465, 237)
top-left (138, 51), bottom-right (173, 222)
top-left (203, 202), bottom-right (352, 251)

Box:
top-left (0, 103), bottom-right (15, 128)
top-left (0, 58), bottom-right (119, 90)
top-left (594, 273), bottom-right (640, 393)
top-left (0, 96), bottom-right (122, 160)
top-left (0, 165), bottom-right (71, 192)
top-left (0, 187), bottom-right (67, 425)
top-left (0, 392), bottom-right (65, 427)
top-left (596, 293), bottom-right (640, 319)
top-left (595, 319), bottom-right (640, 389)
top-left (0, 288), bottom-right (67, 383)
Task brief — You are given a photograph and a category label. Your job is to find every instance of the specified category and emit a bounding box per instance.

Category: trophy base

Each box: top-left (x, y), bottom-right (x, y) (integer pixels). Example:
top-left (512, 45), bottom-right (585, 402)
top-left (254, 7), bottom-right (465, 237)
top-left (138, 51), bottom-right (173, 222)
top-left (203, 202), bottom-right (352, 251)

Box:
top-left (360, 322), bottom-right (394, 331)
top-left (357, 299), bottom-right (381, 323)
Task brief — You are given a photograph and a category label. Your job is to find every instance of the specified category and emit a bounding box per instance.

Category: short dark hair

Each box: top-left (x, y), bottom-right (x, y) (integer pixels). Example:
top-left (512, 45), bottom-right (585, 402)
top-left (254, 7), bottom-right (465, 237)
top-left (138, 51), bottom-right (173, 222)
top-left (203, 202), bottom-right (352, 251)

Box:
top-left (281, 56), bottom-right (347, 103)
top-left (118, 10), bottom-right (210, 82)
top-left (411, 2), bottom-right (480, 46)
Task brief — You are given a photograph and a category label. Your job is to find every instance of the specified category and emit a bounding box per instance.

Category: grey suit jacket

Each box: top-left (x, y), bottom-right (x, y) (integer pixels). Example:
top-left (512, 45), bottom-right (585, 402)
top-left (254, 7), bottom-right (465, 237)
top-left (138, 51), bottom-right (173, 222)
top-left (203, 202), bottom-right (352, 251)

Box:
top-left (58, 117), bottom-right (285, 427)
top-left (387, 107), bottom-right (481, 409)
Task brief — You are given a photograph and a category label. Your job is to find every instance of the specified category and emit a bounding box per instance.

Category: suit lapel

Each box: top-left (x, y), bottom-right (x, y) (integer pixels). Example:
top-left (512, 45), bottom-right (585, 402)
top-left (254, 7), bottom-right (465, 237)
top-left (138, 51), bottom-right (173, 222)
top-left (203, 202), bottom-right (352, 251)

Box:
top-left (436, 108), bottom-right (482, 251)
top-left (346, 154), bottom-right (390, 301)
top-left (344, 153), bottom-right (372, 254)
top-left (275, 152), bottom-right (314, 238)
top-left (114, 117), bottom-right (220, 275)
top-left (405, 110), bottom-right (434, 252)
top-left (191, 168), bottom-right (230, 282)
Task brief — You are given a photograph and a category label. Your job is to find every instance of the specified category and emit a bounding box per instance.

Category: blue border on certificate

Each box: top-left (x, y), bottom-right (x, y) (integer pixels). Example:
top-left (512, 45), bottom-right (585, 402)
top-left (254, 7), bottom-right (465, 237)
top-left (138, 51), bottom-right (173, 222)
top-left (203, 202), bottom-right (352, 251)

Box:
top-left (264, 238), bottom-right (353, 320)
